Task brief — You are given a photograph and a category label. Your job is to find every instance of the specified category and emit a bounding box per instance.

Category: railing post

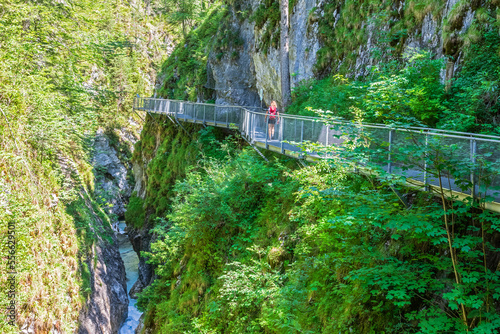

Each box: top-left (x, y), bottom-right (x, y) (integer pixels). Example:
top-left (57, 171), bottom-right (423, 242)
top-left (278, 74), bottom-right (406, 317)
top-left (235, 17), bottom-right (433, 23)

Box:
top-left (326, 125), bottom-right (329, 147)
top-left (280, 117), bottom-right (284, 154)
top-left (252, 112), bottom-right (255, 141)
top-left (301, 120), bottom-right (304, 143)
top-left (240, 108), bottom-right (243, 132)
top-left (294, 118), bottom-right (297, 139)
top-left (243, 109), bottom-right (247, 136)
top-left (265, 116), bottom-right (269, 149)
top-left (471, 137), bottom-right (477, 198)
top-left (423, 132), bottom-right (429, 191)
top-left (326, 125), bottom-right (329, 159)
top-left (248, 110), bottom-right (251, 140)
top-left (388, 129), bottom-right (394, 174)
top-left (226, 108), bottom-right (229, 128)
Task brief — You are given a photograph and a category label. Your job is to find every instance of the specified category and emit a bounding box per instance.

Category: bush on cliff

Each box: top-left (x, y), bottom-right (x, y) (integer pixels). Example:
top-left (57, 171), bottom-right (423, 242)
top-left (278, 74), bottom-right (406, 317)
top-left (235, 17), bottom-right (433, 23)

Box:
top-left (135, 131), bottom-right (500, 333)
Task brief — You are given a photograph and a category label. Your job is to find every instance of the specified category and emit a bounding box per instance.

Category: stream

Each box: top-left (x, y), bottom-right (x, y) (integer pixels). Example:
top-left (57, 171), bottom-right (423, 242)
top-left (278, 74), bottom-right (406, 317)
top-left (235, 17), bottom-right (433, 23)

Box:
top-left (118, 221), bottom-right (143, 333)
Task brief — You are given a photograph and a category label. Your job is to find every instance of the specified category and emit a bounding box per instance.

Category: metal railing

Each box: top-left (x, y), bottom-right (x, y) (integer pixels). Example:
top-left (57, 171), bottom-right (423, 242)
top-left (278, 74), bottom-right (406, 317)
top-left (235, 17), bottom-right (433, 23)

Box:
top-left (134, 97), bottom-right (500, 207)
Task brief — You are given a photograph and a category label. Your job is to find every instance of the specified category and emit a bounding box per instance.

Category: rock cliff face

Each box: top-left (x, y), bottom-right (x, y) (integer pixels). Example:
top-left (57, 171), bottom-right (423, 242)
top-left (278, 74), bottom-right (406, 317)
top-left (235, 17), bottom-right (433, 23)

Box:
top-left (77, 230), bottom-right (128, 334)
top-left (126, 225), bottom-right (154, 299)
top-left (78, 124), bottom-right (140, 333)
top-left (206, 0), bottom-right (480, 107)
top-left (92, 127), bottom-right (137, 224)
top-left (208, 0), bottom-right (321, 107)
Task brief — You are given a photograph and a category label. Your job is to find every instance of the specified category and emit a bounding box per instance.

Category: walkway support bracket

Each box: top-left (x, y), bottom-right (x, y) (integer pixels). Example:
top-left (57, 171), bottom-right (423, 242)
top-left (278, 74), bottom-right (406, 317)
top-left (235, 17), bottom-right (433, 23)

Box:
top-left (242, 135), bottom-right (269, 163)
top-left (174, 117), bottom-right (190, 136)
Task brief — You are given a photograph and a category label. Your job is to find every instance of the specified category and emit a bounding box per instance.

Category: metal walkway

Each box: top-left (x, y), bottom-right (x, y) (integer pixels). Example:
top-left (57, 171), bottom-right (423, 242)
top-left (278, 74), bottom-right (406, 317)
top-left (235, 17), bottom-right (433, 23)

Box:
top-left (134, 97), bottom-right (500, 212)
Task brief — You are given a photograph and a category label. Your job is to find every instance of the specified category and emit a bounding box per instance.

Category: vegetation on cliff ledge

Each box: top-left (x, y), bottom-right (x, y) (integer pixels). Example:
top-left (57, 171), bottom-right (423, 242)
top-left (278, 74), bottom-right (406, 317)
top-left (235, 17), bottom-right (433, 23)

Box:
top-left (135, 128), bottom-right (500, 333)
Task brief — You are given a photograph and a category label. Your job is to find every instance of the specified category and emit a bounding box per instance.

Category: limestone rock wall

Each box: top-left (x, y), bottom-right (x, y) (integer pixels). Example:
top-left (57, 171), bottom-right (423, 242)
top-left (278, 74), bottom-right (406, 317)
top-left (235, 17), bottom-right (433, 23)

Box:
top-left (92, 120), bottom-right (140, 224)
top-left (207, 0), bottom-right (321, 108)
top-left (78, 231), bottom-right (129, 334)
top-left (205, 0), bottom-right (482, 108)
top-left (78, 121), bottom-right (140, 333)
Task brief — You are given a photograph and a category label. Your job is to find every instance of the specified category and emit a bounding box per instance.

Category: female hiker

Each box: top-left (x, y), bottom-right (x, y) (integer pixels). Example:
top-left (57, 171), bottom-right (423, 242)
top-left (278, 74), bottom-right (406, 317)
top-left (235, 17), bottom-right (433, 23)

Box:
top-left (266, 101), bottom-right (279, 139)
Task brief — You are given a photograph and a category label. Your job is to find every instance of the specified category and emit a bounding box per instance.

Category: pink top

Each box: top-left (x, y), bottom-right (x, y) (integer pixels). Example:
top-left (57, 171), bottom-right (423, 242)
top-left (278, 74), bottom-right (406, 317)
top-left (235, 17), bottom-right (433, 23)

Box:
top-left (269, 106), bottom-right (277, 119)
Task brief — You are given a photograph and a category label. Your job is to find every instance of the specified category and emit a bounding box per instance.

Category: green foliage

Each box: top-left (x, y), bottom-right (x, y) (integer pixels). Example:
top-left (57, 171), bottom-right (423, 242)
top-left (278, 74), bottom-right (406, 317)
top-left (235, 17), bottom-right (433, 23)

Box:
top-left (157, 4), bottom-right (227, 101)
top-left (291, 30), bottom-right (500, 133)
top-left (248, 0), bottom-right (300, 53)
top-left (314, 0), bottom-right (500, 78)
top-left (250, 0), bottom-right (280, 52)
top-left (138, 141), bottom-right (300, 332)
top-left (156, 0), bottom-right (204, 38)
top-left (315, 0), bottom-right (395, 75)
top-left (137, 116), bottom-right (500, 333)
top-left (213, 17), bottom-right (245, 60)
top-left (125, 194), bottom-right (146, 228)
top-left (443, 30), bottom-right (500, 133)
top-left (130, 116), bottom-right (230, 227)
top-left (290, 51), bottom-right (445, 126)
top-left (0, 0), bottom-right (171, 331)
top-left (304, 110), bottom-right (500, 333)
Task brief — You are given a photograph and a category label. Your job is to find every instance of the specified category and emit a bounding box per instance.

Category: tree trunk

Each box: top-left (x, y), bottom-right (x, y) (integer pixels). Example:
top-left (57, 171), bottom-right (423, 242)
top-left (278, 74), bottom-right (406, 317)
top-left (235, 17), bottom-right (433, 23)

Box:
top-left (280, 0), bottom-right (291, 109)
top-left (181, 20), bottom-right (187, 39)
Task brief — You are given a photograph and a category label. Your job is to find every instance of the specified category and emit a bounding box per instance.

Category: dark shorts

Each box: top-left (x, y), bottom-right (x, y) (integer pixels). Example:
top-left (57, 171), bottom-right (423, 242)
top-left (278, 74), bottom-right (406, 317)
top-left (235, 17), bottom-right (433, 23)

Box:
top-left (268, 118), bottom-right (276, 125)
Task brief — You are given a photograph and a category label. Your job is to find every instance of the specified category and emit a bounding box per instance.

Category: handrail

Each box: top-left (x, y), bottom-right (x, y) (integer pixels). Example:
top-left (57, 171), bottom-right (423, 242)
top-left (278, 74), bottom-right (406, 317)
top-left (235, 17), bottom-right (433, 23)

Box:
top-left (133, 96), bottom-right (500, 211)
top-left (137, 97), bottom-right (500, 142)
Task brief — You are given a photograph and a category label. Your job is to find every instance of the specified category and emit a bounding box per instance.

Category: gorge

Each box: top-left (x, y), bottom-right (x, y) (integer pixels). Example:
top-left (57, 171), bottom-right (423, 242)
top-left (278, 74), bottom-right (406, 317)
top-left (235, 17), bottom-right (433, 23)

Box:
top-left (1, 0), bottom-right (500, 333)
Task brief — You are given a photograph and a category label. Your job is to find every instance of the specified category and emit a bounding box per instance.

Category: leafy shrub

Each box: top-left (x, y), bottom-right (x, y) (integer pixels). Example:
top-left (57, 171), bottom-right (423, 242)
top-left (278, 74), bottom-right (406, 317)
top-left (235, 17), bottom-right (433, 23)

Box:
top-left (157, 5), bottom-right (228, 101)
top-left (137, 128), bottom-right (500, 333)
top-left (124, 194), bottom-right (146, 228)
top-left (442, 30), bottom-right (500, 133)
top-left (290, 51), bottom-right (445, 126)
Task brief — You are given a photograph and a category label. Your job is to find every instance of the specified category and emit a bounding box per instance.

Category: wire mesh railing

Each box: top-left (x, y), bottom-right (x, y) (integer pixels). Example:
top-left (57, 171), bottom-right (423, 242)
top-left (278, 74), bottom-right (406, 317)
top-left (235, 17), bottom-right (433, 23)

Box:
top-left (134, 97), bottom-right (500, 205)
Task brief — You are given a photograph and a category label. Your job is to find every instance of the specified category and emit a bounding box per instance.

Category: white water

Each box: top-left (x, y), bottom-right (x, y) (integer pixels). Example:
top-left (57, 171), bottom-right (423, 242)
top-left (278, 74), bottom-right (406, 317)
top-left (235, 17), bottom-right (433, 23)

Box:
top-left (118, 222), bottom-right (143, 334)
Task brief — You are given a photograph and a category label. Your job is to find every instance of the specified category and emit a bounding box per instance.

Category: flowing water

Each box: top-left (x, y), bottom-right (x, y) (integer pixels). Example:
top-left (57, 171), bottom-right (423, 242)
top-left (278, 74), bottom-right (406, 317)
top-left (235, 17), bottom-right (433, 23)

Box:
top-left (118, 222), bottom-right (143, 333)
